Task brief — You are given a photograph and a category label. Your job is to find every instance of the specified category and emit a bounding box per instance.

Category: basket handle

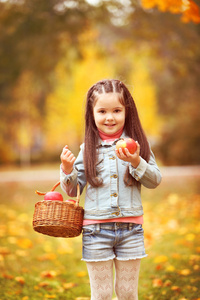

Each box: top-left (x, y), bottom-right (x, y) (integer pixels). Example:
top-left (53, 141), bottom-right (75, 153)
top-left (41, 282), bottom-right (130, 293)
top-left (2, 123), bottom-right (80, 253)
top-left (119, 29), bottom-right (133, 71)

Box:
top-left (76, 184), bottom-right (80, 206)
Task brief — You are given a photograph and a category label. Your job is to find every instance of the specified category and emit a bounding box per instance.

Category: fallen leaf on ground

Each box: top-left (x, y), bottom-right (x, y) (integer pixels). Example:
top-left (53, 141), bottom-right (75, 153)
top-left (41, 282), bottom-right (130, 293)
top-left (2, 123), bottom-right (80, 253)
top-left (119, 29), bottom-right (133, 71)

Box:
top-left (154, 255), bottom-right (168, 263)
top-left (40, 270), bottom-right (57, 278)
top-left (15, 276), bottom-right (25, 284)
top-left (179, 269), bottom-right (191, 276)
top-left (76, 271), bottom-right (87, 277)
top-left (2, 273), bottom-right (14, 279)
top-left (17, 238), bottom-right (33, 249)
top-left (38, 281), bottom-right (50, 287)
top-left (44, 295), bottom-right (57, 299)
top-left (63, 282), bottom-right (76, 289)
top-left (152, 278), bottom-right (163, 287)
top-left (166, 265), bottom-right (175, 272)
top-left (0, 247), bottom-right (10, 255)
top-left (171, 286), bottom-right (181, 292)
top-left (37, 253), bottom-right (57, 261)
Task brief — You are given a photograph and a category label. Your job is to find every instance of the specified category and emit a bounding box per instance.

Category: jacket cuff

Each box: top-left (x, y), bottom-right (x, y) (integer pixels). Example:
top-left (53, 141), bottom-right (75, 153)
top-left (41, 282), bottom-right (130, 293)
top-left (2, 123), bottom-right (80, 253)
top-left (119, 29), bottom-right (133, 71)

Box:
top-left (129, 157), bottom-right (148, 181)
top-left (60, 164), bottom-right (78, 185)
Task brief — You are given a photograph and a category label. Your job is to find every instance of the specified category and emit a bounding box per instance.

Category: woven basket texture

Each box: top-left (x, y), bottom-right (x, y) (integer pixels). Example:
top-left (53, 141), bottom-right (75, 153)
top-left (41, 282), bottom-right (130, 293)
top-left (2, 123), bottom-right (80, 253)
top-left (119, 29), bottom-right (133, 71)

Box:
top-left (33, 183), bottom-right (84, 238)
top-left (33, 201), bottom-right (84, 238)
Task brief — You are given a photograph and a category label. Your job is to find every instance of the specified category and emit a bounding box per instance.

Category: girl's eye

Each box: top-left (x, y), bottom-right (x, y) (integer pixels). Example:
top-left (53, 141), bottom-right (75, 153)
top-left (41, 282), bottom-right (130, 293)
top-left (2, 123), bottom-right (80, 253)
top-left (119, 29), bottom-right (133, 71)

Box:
top-left (99, 110), bottom-right (105, 114)
top-left (114, 109), bottom-right (121, 113)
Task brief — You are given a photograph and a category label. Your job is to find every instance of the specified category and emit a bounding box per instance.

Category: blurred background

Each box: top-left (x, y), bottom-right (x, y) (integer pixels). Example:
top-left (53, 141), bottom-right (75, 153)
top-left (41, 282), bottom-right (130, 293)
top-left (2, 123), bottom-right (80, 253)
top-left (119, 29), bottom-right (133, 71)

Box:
top-left (0, 0), bottom-right (200, 168)
top-left (0, 2), bottom-right (200, 299)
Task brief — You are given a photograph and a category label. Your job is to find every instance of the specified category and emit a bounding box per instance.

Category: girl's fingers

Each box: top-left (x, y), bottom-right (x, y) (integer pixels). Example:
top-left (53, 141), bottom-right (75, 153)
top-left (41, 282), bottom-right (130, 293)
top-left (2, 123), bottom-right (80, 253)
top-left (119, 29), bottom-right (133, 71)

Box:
top-left (124, 148), bottom-right (131, 156)
top-left (135, 141), bottom-right (140, 154)
top-left (61, 149), bottom-right (75, 162)
top-left (68, 153), bottom-right (75, 162)
top-left (70, 156), bottom-right (76, 163)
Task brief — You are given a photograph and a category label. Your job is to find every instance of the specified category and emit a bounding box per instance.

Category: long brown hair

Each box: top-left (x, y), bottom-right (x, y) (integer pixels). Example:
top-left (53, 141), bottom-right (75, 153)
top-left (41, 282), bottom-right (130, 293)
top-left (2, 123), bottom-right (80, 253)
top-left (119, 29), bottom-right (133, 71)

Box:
top-left (84, 79), bottom-right (150, 187)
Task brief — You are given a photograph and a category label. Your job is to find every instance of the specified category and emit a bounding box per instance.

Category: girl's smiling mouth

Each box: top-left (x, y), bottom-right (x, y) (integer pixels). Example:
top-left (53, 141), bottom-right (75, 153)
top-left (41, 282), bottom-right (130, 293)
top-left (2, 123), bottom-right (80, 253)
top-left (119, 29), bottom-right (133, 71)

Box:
top-left (105, 124), bottom-right (116, 127)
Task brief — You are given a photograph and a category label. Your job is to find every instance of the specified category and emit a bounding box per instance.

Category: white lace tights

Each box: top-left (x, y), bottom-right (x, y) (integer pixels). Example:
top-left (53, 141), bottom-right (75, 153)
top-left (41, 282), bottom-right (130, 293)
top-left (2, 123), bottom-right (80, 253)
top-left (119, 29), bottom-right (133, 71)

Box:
top-left (86, 259), bottom-right (141, 300)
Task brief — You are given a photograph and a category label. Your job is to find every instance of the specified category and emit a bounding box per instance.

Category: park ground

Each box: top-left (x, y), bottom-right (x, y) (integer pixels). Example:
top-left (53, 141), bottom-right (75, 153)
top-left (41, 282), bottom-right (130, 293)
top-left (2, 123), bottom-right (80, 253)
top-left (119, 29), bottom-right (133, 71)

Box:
top-left (0, 165), bottom-right (199, 299)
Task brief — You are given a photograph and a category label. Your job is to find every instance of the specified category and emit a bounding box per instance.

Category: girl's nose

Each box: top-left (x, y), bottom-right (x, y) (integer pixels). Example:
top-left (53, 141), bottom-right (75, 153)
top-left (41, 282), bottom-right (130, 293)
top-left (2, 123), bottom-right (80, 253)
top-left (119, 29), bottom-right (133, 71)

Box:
top-left (106, 113), bottom-right (114, 121)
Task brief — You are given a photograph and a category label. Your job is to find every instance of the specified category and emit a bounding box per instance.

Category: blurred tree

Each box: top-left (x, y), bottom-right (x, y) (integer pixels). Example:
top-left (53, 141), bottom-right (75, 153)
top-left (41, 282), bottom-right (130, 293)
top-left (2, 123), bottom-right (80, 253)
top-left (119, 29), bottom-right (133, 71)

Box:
top-left (128, 54), bottom-right (162, 140)
top-left (105, 4), bottom-right (200, 165)
top-left (0, 0), bottom-right (200, 165)
top-left (141, 0), bottom-right (200, 23)
top-left (0, 0), bottom-right (97, 163)
top-left (44, 29), bottom-right (116, 156)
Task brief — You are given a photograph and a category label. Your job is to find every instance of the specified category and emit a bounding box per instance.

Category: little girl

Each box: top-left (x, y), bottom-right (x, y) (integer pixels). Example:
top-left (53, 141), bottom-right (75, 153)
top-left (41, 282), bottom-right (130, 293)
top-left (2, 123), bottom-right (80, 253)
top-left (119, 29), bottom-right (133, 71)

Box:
top-left (60, 79), bottom-right (162, 300)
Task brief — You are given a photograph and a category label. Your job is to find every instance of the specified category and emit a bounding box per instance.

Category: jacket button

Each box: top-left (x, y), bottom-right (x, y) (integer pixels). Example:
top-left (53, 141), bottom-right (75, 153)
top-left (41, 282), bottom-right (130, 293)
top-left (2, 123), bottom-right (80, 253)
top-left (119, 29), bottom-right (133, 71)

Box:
top-left (112, 193), bottom-right (118, 197)
top-left (111, 174), bottom-right (118, 178)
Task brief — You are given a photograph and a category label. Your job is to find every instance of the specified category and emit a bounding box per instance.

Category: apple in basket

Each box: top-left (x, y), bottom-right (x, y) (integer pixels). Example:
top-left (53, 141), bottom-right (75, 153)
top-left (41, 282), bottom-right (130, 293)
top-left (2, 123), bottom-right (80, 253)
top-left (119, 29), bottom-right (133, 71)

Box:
top-left (116, 138), bottom-right (137, 155)
top-left (35, 182), bottom-right (63, 201)
top-left (65, 199), bottom-right (76, 204)
top-left (44, 192), bottom-right (63, 201)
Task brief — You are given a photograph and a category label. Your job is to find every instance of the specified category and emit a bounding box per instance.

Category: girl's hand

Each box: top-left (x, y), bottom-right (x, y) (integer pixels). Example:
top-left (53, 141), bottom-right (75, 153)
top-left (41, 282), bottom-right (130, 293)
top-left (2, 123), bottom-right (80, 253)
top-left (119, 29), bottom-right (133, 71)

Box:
top-left (60, 145), bottom-right (76, 174)
top-left (115, 141), bottom-right (141, 168)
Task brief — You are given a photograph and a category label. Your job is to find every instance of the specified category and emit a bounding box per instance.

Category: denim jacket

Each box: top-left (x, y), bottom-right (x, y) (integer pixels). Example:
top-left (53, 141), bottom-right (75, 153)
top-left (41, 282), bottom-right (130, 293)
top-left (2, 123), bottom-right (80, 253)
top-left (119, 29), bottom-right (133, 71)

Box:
top-left (60, 134), bottom-right (162, 220)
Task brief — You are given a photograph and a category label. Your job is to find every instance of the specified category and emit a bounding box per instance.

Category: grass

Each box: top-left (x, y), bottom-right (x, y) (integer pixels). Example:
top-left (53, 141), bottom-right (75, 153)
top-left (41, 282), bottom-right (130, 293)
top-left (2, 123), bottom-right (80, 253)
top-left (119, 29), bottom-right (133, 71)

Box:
top-left (0, 174), bottom-right (199, 300)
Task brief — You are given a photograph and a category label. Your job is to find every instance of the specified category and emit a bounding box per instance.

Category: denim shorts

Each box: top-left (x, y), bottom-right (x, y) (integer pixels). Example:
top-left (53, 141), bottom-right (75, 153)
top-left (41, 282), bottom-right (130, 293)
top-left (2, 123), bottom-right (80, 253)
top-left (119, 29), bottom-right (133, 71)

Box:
top-left (82, 222), bottom-right (147, 262)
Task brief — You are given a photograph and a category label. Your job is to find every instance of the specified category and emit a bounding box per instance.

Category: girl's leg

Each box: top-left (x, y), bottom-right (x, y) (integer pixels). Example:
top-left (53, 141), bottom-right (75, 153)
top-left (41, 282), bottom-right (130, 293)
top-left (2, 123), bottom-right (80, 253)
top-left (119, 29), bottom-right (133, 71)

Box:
top-left (86, 260), bottom-right (114, 300)
top-left (114, 259), bottom-right (141, 300)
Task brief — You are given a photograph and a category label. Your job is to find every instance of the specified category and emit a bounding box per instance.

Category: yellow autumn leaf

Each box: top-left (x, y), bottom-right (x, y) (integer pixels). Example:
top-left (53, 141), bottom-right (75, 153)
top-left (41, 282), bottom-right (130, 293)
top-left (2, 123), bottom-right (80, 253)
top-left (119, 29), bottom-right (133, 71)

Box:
top-left (154, 255), bottom-right (168, 263)
top-left (16, 250), bottom-right (28, 257)
top-left (63, 282), bottom-right (76, 289)
top-left (37, 253), bottom-right (57, 261)
top-left (0, 247), bottom-right (10, 255)
top-left (40, 270), bottom-right (57, 278)
top-left (179, 269), bottom-right (191, 276)
top-left (193, 264), bottom-right (199, 271)
top-left (152, 278), bottom-right (163, 287)
top-left (76, 271), bottom-right (87, 277)
top-left (38, 281), bottom-right (50, 287)
top-left (17, 238), bottom-right (33, 249)
top-left (172, 253), bottom-right (181, 259)
top-left (15, 276), bottom-right (25, 284)
top-left (171, 285), bottom-right (181, 291)
top-left (0, 254), bottom-right (4, 262)
top-left (166, 265), bottom-right (175, 272)
top-left (44, 295), bottom-right (57, 299)
top-left (185, 233), bottom-right (195, 241)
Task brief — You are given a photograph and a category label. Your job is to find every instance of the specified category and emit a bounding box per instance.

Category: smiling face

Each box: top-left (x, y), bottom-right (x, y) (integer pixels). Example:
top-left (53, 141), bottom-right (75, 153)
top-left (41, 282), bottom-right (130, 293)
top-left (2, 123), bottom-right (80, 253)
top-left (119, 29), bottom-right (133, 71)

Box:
top-left (93, 92), bottom-right (126, 135)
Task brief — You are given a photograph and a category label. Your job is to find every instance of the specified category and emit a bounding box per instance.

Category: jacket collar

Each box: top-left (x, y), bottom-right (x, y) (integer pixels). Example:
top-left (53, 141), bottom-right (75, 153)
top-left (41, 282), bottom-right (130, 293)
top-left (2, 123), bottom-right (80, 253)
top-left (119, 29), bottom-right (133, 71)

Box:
top-left (97, 131), bottom-right (129, 147)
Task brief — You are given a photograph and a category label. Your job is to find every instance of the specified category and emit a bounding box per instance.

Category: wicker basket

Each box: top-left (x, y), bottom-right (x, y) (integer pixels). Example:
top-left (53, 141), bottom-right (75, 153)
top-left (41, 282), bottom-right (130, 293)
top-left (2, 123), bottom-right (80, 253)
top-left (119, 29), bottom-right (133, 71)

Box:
top-left (33, 184), bottom-right (84, 238)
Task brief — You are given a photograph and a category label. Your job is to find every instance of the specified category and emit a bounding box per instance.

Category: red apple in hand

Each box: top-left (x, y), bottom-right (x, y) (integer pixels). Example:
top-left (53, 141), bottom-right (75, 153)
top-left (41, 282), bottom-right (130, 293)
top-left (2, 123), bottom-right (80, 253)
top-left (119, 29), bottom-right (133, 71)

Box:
top-left (116, 138), bottom-right (137, 154)
top-left (44, 192), bottom-right (63, 201)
